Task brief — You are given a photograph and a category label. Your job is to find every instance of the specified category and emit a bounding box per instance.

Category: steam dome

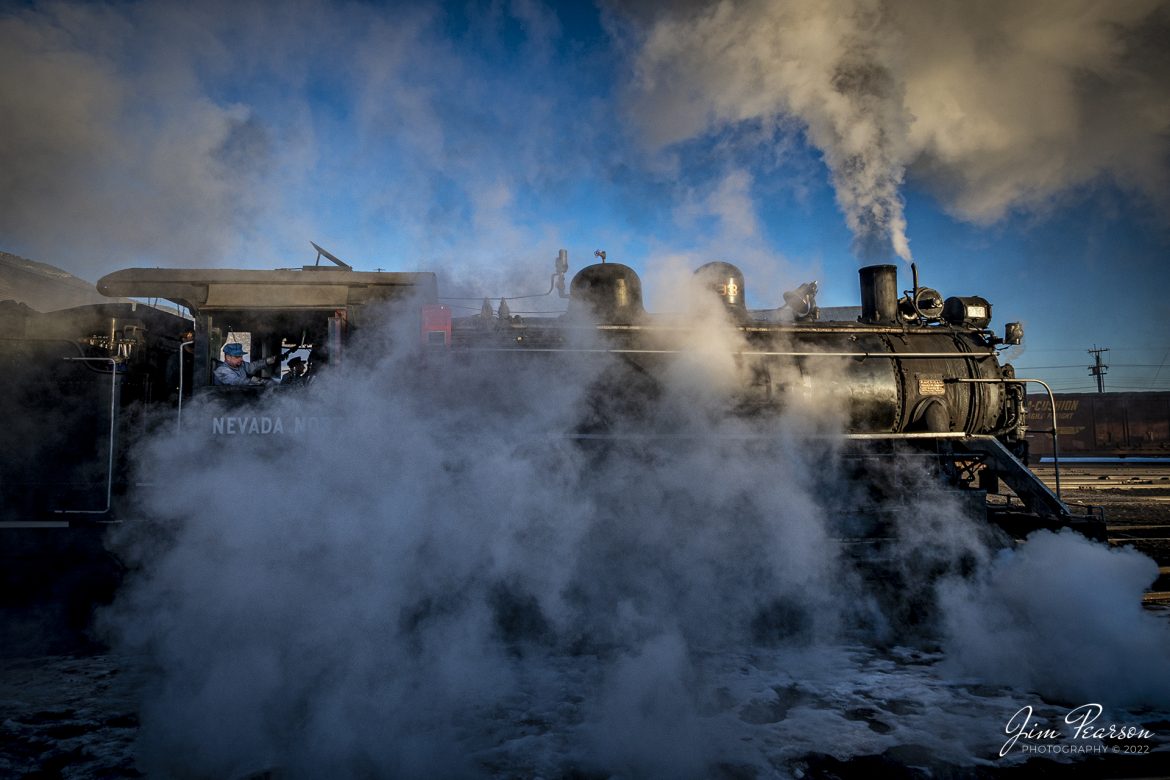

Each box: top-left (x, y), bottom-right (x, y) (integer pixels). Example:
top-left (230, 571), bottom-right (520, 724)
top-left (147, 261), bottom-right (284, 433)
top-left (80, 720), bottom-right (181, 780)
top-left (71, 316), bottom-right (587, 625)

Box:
top-left (567, 263), bottom-right (645, 324)
top-left (693, 261), bottom-right (747, 316)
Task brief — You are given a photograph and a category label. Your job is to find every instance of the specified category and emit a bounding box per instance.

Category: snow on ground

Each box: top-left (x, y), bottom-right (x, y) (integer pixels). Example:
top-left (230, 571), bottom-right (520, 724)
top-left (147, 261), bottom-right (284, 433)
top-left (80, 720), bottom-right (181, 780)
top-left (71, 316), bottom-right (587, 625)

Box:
top-left (3, 641), bottom-right (1167, 778)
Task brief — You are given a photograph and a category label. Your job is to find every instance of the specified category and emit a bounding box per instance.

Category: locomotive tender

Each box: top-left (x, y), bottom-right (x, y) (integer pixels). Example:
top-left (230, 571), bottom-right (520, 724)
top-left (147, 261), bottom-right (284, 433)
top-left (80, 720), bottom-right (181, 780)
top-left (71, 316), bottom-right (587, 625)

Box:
top-left (1, 248), bottom-right (1103, 541)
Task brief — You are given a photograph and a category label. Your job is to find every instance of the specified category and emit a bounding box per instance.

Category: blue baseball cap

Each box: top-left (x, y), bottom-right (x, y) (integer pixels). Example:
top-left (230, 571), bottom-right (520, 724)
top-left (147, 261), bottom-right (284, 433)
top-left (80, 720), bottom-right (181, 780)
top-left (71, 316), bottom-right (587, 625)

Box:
top-left (223, 343), bottom-right (245, 357)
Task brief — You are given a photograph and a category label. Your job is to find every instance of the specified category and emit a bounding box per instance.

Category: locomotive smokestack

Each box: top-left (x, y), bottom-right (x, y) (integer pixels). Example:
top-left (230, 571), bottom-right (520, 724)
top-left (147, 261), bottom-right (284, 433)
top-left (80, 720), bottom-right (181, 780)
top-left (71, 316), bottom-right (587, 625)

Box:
top-left (859, 265), bottom-right (898, 324)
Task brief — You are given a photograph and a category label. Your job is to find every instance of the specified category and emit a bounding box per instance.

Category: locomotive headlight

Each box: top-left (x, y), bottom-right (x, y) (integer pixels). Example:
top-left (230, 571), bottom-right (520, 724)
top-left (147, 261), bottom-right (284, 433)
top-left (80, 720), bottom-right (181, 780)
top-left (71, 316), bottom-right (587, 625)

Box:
top-left (942, 296), bottom-right (993, 329)
top-left (1005, 322), bottom-right (1023, 345)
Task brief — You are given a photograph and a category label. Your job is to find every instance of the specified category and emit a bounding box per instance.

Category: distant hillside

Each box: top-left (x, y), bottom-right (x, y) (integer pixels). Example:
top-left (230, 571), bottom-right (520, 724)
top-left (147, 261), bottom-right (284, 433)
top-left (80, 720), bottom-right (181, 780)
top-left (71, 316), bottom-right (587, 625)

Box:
top-left (0, 251), bottom-right (120, 312)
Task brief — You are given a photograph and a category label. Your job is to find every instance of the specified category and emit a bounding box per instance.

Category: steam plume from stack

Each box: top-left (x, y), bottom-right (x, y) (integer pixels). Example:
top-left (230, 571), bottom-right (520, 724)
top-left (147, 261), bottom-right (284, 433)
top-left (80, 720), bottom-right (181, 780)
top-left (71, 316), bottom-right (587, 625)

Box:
top-left (625, 0), bottom-right (1170, 261)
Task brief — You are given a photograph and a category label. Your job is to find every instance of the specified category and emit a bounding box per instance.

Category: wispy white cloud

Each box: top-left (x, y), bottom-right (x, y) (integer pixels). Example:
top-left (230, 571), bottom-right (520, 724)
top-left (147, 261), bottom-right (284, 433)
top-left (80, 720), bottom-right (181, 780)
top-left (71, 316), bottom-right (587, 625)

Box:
top-left (0, 0), bottom-right (613, 280)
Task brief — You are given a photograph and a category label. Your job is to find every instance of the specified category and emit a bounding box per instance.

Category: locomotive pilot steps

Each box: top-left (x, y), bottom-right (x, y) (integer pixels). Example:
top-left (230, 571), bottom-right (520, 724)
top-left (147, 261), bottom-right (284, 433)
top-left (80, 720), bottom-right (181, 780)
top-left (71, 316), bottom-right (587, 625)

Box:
top-left (2, 250), bottom-right (1103, 540)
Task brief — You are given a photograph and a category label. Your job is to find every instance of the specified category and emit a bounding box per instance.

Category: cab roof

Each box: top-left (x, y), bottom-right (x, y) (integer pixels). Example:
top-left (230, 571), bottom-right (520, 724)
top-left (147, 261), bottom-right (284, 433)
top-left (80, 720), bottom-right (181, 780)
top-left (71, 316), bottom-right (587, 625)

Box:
top-left (97, 267), bottom-right (437, 314)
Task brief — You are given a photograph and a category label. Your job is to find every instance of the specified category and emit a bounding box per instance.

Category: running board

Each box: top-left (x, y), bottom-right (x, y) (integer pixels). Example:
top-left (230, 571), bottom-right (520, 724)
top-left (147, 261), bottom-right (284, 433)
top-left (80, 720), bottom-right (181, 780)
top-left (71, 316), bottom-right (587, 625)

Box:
top-left (956, 435), bottom-right (1106, 540)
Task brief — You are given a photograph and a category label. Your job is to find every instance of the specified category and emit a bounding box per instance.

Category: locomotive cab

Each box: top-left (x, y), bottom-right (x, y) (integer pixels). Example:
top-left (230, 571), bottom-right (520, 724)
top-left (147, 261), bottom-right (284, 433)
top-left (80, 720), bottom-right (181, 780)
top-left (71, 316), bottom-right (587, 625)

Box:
top-left (97, 265), bottom-right (439, 396)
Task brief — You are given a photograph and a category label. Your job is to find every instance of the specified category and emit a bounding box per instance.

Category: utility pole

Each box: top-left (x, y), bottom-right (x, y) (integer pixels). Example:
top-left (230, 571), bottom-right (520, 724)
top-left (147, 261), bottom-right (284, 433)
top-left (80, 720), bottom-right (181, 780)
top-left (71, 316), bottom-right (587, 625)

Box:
top-left (1088, 346), bottom-right (1109, 394)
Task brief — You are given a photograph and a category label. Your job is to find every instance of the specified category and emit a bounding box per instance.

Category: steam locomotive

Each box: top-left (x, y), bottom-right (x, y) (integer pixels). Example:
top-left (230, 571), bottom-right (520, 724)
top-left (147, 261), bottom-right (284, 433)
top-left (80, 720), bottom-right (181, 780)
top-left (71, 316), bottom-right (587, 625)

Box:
top-left (0, 248), bottom-right (1102, 542)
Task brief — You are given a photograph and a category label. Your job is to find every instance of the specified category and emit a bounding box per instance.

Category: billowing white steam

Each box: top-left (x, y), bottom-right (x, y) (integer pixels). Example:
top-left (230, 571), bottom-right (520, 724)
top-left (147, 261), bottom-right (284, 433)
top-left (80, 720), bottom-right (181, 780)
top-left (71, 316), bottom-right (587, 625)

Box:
top-left (103, 296), bottom-right (1170, 777)
top-left (626, 0), bottom-right (1170, 260)
top-left (940, 529), bottom-right (1170, 706)
top-left (106, 299), bottom-right (841, 776)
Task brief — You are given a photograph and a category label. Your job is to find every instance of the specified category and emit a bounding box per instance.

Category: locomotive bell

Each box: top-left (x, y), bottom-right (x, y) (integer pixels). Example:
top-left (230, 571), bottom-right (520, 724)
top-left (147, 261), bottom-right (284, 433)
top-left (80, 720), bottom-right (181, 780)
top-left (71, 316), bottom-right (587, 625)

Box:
top-left (900, 287), bottom-right (944, 322)
top-left (693, 261), bottom-right (747, 315)
top-left (567, 262), bottom-right (645, 324)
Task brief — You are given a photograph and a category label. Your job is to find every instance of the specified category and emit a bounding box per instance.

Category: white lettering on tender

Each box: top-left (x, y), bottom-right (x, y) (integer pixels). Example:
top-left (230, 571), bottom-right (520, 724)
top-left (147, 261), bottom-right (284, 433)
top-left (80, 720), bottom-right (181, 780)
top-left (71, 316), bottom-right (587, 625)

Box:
top-left (211, 416), bottom-right (293, 435)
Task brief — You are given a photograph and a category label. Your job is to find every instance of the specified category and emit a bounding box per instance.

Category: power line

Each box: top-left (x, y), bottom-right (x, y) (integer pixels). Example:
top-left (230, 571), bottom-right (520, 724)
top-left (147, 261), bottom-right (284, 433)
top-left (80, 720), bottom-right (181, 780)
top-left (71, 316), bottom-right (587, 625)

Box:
top-left (1015, 363), bottom-right (1170, 371)
top-left (1013, 364), bottom-right (1084, 369)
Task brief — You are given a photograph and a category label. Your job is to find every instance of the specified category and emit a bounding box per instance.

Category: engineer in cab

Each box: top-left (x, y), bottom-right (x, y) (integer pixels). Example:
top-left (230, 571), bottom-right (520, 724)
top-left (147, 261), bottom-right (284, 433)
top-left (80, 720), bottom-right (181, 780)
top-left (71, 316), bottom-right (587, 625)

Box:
top-left (214, 342), bottom-right (288, 386)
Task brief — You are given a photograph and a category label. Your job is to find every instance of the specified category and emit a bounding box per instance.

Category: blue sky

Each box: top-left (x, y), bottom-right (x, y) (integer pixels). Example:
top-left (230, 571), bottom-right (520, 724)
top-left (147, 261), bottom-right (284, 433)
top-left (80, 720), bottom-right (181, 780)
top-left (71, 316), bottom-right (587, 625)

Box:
top-left (1, 0), bottom-right (1167, 392)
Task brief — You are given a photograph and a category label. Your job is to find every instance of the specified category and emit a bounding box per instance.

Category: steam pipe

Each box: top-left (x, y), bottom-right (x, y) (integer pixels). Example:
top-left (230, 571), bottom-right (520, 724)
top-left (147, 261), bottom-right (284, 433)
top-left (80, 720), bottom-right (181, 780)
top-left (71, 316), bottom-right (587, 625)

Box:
top-left (55, 357), bottom-right (120, 516)
top-left (909, 262), bottom-right (926, 320)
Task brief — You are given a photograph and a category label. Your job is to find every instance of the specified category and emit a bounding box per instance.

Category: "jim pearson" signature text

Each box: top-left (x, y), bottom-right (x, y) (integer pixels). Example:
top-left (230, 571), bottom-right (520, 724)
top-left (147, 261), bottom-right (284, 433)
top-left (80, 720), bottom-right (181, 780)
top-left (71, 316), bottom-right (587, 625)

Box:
top-left (1001, 703), bottom-right (1155, 756)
